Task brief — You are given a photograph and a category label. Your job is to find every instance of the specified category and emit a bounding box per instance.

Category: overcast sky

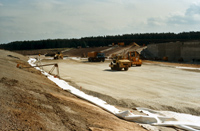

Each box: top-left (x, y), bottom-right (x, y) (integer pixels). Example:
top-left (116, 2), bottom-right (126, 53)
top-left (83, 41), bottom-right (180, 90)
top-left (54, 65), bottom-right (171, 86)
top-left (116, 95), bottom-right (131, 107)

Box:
top-left (0, 0), bottom-right (200, 44)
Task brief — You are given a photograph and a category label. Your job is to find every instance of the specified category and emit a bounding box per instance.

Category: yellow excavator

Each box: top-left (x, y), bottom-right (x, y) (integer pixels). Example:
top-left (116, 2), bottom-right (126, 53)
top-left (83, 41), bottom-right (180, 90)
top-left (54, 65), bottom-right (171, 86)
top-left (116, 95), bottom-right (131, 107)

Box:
top-left (123, 42), bottom-right (142, 66)
top-left (127, 51), bottom-right (142, 66)
top-left (109, 42), bottom-right (142, 70)
top-left (54, 52), bottom-right (63, 59)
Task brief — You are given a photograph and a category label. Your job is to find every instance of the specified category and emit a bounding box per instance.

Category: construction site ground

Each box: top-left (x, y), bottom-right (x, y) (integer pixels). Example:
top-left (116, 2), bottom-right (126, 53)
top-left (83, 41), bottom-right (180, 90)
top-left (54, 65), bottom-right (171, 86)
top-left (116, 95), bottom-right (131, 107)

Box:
top-left (1, 46), bottom-right (200, 131)
top-left (41, 58), bottom-right (200, 117)
top-left (0, 49), bottom-right (147, 131)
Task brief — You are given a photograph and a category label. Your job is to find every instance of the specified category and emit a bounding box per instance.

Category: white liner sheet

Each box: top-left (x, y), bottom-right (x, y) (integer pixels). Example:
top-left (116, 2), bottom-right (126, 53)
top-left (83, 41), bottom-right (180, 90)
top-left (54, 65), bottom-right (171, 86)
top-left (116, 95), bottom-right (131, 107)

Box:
top-left (176, 66), bottom-right (200, 70)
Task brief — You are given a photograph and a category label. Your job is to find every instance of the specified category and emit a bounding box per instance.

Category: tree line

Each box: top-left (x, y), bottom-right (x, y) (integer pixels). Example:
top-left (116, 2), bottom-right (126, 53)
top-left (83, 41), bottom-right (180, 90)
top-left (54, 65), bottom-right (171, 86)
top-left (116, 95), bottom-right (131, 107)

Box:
top-left (0, 31), bottom-right (199, 50)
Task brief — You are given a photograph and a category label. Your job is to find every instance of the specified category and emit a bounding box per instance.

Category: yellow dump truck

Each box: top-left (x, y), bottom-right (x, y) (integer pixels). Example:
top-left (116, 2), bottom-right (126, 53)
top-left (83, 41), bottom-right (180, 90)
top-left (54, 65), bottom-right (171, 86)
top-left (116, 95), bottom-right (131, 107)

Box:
top-left (88, 51), bottom-right (105, 62)
top-left (109, 55), bottom-right (131, 71)
top-left (127, 51), bottom-right (142, 66)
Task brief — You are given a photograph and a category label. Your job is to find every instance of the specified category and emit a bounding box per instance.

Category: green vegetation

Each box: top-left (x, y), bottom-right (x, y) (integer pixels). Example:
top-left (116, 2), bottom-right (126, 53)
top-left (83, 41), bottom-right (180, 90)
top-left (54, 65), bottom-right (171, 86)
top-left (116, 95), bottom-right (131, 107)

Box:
top-left (0, 31), bottom-right (199, 50)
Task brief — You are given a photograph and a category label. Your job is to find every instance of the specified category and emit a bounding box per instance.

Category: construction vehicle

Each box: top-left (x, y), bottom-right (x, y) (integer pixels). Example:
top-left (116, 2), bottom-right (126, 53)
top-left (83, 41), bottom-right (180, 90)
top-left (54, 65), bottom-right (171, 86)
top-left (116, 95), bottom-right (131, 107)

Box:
top-left (112, 42), bottom-right (125, 46)
top-left (54, 52), bottom-right (63, 59)
top-left (109, 42), bottom-right (142, 70)
top-left (127, 51), bottom-right (142, 66)
top-left (109, 54), bottom-right (131, 71)
top-left (88, 51), bottom-right (105, 62)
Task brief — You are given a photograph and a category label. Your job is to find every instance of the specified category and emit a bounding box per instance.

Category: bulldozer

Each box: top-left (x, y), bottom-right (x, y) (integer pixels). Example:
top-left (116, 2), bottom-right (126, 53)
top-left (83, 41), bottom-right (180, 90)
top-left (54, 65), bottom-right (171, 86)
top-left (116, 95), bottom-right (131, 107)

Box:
top-left (54, 52), bottom-right (63, 59)
top-left (109, 54), bottom-right (131, 71)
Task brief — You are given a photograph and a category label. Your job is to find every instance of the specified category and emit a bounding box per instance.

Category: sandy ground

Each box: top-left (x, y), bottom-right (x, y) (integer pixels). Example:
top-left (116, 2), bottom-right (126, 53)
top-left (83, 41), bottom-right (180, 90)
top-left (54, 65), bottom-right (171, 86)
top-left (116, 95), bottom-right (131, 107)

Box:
top-left (42, 58), bottom-right (200, 116)
top-left (0, 50), bottom-right (147, 131)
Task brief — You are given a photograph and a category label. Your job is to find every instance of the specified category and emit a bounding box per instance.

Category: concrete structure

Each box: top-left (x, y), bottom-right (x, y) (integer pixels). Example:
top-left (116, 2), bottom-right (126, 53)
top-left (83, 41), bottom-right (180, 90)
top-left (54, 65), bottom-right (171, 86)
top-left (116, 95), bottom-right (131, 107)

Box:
top-left (146, 41), bottom-right (200, 62)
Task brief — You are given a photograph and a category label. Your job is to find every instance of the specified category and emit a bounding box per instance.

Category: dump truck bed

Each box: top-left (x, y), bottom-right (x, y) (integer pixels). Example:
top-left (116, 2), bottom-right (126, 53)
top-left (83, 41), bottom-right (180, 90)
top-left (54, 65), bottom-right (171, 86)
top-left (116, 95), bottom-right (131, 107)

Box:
top-left (87, 52), bottom-right (98, 57)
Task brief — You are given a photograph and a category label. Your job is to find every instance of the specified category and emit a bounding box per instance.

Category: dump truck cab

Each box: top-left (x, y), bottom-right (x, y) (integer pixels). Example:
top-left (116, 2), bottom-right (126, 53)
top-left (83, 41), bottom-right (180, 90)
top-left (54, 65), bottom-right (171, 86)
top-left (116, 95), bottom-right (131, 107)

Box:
top-left (97, 52), bottom-right (105, 59)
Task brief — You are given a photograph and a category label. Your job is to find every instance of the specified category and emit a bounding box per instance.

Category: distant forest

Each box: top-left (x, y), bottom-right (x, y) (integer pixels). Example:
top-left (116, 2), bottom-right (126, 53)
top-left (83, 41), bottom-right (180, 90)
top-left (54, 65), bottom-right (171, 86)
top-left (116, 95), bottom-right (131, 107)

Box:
top-left (0, 31), bottom-right (200, 50)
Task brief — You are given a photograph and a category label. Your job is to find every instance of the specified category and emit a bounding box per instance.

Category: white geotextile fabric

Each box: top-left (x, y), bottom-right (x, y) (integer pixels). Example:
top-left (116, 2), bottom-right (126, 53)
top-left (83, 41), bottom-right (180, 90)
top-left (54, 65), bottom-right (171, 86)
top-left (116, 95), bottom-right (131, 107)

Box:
top-left (28, 58), bottom-right (200, 131)
top-left (176, 66), bottom-right (200, 70)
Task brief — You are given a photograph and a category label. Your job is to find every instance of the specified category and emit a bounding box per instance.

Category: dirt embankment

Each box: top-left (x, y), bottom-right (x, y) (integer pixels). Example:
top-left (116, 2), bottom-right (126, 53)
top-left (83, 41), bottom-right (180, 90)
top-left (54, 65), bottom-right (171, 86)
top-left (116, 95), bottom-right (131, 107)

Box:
top-left (0, 49), bottom-right (146, 131)
top-left (14, 48), bottom-right (70, 56)
top-left (14, 45), bottom-right (143, 58)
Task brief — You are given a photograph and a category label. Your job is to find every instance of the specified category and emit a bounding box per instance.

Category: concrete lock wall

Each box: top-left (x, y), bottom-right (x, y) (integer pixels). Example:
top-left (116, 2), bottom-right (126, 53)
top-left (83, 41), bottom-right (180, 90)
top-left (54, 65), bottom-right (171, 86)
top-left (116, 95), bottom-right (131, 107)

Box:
top-left (165, 42), bottom-right (182, 61)
top-left (147, 41), bottom-right (200, 62)
top-left (181, 41), bottom-right (200, 62)
top-left (146, 44), bottom-right (159, 57)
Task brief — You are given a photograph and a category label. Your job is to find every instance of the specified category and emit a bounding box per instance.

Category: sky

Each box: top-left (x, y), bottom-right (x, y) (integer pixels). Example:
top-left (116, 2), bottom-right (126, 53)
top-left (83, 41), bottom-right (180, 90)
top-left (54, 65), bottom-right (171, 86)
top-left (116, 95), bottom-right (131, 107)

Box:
top-left (0, 0), bottom-right (200, 44)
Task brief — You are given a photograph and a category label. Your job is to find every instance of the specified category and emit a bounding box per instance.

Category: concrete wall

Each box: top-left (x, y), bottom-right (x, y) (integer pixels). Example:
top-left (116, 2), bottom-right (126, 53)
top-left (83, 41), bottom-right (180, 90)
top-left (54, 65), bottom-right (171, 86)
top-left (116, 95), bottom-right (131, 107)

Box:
top-left (181, 41), bottom-right (200, 61)
top-left (147, 41), bottom-right (200, 62)
top-left (146, 44), bottom-right (158, 57)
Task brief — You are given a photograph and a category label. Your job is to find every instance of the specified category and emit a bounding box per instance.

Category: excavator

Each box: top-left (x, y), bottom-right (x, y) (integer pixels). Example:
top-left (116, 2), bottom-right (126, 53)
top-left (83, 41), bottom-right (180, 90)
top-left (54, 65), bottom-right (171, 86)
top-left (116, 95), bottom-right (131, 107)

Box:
top-left (127, 51), bottom-right (142, 66)
top-left (109, 42), bottom-right (142, 71)
top-left (124, 42), bottom-right (142, 66)
top-left (54, 52), bottom-right (63, 59)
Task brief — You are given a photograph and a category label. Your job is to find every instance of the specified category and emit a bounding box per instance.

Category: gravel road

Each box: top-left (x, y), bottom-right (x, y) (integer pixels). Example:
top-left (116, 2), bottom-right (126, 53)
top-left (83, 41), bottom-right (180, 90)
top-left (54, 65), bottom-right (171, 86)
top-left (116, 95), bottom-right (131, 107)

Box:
top-left (42, 58), bottom-right (200, 115)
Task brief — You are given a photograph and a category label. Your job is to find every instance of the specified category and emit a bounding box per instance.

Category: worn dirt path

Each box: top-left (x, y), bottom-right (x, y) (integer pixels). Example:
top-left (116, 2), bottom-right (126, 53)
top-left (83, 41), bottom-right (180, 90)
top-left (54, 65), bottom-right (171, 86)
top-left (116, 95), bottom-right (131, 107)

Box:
top-left (42, 58), bottom-right (200, 116)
